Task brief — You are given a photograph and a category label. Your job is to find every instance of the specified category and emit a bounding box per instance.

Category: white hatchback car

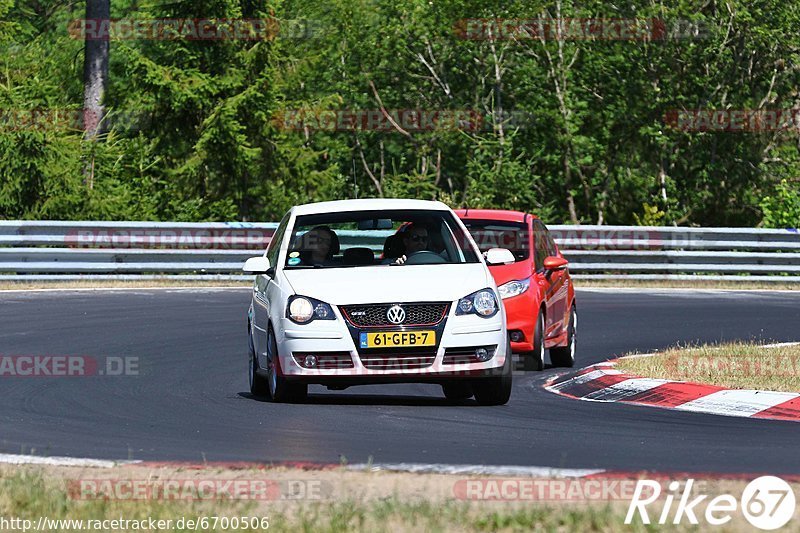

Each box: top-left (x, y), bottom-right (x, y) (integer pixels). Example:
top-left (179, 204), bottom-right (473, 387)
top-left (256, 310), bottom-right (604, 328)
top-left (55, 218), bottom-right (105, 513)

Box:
top-left (243, 199), bottom-right (514, 405)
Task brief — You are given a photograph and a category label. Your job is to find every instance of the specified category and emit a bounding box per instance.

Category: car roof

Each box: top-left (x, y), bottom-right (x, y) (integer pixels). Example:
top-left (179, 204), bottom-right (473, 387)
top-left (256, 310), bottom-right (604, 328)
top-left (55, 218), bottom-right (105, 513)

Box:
top-left (453, 209), bottom-right (539, 223)
top-left (292, 198), bottom-right (451, 216)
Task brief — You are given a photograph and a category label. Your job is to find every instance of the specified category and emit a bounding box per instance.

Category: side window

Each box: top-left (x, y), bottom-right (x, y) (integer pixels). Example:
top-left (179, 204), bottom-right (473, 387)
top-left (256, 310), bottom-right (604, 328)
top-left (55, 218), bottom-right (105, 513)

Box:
top-left (266, 212), bottom-right (290, 267)
top-left (533, 220), bottom-right (549, 272)
top-left (544, 225), bottom-right (558, 257)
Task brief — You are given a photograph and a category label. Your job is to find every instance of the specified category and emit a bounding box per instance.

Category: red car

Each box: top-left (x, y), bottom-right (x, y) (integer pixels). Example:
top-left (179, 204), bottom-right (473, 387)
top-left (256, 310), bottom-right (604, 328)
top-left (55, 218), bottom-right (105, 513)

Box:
top-left (455, 209), bottom-right (576, 371)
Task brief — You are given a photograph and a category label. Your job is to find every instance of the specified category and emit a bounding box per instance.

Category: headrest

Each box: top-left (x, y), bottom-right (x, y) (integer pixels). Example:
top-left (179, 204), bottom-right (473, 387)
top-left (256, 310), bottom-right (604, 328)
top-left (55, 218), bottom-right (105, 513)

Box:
top-left (342, 247), bottom-right (374, 265)
top-left (382, 234), bottom-right (405, 258)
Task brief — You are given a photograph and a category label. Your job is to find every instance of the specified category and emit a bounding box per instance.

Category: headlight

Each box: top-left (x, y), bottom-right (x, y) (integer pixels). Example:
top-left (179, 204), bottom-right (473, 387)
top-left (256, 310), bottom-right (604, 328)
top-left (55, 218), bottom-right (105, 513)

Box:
top-left (286, 296), bottom-right (335, 324)
top-left (497, 278), bottom-right (530, 300)
top-left (456, 288), bottom-right (499, 318)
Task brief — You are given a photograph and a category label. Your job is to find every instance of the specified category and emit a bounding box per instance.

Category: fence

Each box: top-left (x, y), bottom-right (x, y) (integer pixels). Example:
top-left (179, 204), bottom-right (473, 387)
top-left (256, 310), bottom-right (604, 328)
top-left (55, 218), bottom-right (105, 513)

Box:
top-left (0, 221), bottom-right (798, 282)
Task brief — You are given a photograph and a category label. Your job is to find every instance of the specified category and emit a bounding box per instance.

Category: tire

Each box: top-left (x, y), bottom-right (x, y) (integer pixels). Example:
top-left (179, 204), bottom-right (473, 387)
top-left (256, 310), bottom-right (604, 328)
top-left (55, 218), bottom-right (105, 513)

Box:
top-left (267, 325), bottom-right (308, 403)
top-left (249, 323), bottom-right (270, 396)
top-left (522, 310), bottom-right (546, 371)
top-left (549, 305), bottom-right (576, 368)
top-left (472, 340), bottom-right (513, 406)
top-left (441, 382), bottom-right (474, 401)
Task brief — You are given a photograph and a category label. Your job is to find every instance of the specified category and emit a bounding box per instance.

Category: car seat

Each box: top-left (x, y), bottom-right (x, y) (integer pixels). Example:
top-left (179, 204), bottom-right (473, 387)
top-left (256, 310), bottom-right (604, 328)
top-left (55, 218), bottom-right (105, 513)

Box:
top-left (342, 247), bottom-right (375, 265)
top-left (382, 234), bottom-right (405, 259)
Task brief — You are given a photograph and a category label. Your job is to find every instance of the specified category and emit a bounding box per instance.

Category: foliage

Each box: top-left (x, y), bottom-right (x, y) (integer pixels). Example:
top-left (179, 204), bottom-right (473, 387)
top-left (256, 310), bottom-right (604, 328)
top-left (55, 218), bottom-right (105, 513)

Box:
top-left (760, 180), bottom-right (800, 229)
top-left (0, 0), bottom-right (798, 225)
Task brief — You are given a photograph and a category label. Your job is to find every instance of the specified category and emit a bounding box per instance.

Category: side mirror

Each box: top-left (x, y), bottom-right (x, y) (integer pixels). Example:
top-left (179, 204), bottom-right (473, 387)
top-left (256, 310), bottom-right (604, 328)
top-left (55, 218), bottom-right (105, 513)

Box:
top-left (543, 256), bottom-right (568, 271)
top-left (485, 247), bottom-right (515, 265)
top-left (242, 256), bottom-right (271, 274)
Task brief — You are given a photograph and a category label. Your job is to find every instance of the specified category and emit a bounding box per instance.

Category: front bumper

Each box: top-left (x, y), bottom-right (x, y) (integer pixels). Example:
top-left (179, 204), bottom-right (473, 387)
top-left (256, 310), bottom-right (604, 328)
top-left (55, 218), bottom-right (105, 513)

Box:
top-left (275, 308), bottom-right (507, 382)
top-left (502, 292), bottom-right (537, 353)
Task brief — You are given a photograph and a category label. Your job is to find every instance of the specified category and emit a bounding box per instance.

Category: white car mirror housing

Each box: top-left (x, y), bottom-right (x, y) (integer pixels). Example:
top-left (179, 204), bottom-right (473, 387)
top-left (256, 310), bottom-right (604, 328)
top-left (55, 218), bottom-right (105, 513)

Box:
top-left (485, 248), bottom-right (515, 265)
top-left (242, 256), bottom-right (271, 274)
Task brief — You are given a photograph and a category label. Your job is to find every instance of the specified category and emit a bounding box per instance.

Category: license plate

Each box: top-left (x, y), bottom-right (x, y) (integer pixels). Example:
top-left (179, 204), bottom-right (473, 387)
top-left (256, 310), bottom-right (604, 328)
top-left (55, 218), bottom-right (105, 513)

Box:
top-left (359, 330), bottom-right (436, 348)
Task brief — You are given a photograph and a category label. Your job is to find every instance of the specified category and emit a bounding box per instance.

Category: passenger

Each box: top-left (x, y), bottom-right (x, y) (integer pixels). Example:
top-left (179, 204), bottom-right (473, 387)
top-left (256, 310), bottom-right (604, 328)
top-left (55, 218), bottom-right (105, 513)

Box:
top-left (295, 226), bottom-right (339, 265)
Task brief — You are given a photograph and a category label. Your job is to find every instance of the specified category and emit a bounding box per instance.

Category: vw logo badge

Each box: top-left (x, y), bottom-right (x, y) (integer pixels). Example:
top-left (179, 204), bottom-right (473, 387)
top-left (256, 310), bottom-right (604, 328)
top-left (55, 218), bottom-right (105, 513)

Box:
top-left (386, 305), bottom-right (405, 324)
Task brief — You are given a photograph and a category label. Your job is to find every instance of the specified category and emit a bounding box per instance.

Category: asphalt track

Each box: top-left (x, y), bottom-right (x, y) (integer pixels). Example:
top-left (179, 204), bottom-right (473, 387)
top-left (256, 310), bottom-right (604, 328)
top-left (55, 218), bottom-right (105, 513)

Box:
top-left (0, 288), bottom-right (799, 474)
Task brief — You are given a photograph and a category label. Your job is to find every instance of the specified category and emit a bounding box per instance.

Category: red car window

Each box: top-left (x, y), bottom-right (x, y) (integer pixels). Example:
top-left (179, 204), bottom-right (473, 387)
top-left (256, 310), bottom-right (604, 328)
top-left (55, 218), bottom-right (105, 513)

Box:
top-left (461, 220), bottom-right (530, 262)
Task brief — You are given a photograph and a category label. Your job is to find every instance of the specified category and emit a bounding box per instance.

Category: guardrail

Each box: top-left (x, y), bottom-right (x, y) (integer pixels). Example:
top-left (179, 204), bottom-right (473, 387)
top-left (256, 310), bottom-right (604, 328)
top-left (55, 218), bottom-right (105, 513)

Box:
top-left (0, 221), bottom-right (798, 282)
top-left (547, 225), bottom-right (800, 282)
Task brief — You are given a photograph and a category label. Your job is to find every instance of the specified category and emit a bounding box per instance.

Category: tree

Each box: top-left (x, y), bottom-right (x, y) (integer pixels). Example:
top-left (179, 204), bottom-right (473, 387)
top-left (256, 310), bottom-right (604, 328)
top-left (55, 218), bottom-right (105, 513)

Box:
top-left (81, 0), bottom-right (110, 189)
top-left (82, 0), bottom-right (109, 140)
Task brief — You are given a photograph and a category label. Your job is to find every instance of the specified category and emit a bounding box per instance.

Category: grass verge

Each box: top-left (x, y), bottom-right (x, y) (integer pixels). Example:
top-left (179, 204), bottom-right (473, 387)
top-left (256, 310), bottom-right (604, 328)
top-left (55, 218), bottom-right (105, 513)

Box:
top-left (1, 463), bottom-right (791, 532)
top-left (0, 466), bottom-right (646, 533)
top-left (615, 342), bottom-right (800, 392)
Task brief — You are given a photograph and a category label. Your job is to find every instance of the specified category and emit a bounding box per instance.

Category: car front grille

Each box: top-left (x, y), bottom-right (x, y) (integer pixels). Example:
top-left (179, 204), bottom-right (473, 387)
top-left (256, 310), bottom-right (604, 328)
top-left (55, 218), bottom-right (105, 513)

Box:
top-left (358, 350), bottom-right (437, 370)
top-left (340, 302), bottom-right (449, 328)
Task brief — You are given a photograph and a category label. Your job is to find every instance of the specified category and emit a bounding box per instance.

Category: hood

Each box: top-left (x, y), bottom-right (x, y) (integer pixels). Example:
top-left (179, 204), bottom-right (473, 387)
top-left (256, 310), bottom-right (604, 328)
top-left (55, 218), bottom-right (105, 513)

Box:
top-left (282, 263), bottom-right (492, 305)
top-left (487, 260), bottom-right (534, 285)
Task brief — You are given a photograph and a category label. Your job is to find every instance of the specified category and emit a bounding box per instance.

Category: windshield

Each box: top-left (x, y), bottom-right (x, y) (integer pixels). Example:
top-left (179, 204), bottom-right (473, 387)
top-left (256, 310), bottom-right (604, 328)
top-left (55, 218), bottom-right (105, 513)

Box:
top-left (460, 220), bottom-right (530, 262)
top-left (284, 210), bottom-right (480, 268)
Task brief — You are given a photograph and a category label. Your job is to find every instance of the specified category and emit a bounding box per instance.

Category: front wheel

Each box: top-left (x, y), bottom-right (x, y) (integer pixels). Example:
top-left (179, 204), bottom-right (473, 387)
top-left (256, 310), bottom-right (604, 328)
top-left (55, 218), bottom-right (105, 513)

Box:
top-left (249, 324), bottom-right (270, 396)
top-left (472, 341), bottom-right (512, 406)
top-left (441, 382), bottom-right (474, 401)
top-left (522, 310), bottom-right (545, 371)
top-left (549, 305), bottom-right (576, 368)
top-left (267, 325), bottom-right (308, 403)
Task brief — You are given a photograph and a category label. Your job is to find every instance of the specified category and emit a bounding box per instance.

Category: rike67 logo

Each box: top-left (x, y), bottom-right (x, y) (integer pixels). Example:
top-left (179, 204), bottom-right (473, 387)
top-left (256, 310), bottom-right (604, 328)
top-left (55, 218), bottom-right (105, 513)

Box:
top-left (626, 476), bottom-right (796, 530)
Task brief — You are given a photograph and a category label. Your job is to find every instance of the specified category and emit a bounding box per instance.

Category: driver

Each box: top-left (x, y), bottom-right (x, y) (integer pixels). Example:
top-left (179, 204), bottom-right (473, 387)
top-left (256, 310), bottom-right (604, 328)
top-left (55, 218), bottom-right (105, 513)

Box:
top-left (393, 223), bottom-right (429, 265)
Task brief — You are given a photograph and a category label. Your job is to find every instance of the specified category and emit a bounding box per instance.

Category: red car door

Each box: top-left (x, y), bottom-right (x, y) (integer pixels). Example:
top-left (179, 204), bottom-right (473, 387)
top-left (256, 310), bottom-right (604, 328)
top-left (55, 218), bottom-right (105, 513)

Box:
top-left (543, 223), bottom-right (569, 336)
top-left (532, 220), bottom-right (569, 341)
top-left (531, 220), bottom-right (556, 338)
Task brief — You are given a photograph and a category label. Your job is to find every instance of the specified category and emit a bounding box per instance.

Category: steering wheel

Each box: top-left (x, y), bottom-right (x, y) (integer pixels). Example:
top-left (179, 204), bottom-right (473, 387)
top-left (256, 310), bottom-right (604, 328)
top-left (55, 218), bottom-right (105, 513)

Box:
top-left (403, 250), bottom-right (447, 265)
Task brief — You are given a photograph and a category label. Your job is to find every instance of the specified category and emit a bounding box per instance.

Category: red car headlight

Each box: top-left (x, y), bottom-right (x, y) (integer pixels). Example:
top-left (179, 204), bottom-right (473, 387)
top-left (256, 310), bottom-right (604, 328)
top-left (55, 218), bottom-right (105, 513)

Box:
top-left (497, 278), bottom-right (531, 300)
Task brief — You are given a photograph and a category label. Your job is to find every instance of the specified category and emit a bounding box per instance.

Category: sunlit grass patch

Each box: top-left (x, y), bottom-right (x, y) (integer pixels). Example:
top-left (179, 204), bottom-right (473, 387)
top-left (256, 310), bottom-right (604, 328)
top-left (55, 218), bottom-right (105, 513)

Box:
top-left (616, 342), bottom-right (800, 392)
